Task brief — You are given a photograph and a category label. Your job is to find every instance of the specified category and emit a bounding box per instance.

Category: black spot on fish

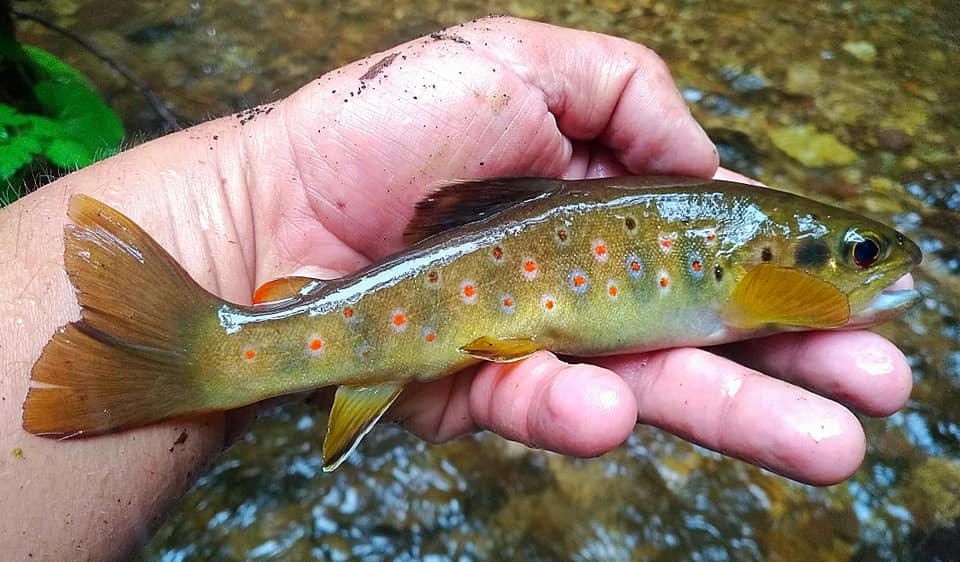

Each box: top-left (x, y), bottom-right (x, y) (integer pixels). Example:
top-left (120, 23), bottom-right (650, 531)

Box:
top-left (714, 264), bottom-right (724, 282)
top-left (624, 216), bottom-right (637, 231)
top-left (794, 240), bottom-right (831, 268)
top-left (761, 247), bottom-right (773, 262)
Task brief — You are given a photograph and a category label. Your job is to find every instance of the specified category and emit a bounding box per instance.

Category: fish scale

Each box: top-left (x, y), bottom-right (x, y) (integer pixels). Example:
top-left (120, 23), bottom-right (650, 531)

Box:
top-left (22, 176), bottom-right (922, 471)
top-left (218, 190), bottom-right (734, 389)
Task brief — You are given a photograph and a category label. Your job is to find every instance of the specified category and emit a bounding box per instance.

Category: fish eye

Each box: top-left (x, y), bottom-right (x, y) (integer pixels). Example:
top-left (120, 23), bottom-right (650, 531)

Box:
top-left (845, 229), bottom-right (884, 268)
top-left (853, 238), bottom-right (881, 267)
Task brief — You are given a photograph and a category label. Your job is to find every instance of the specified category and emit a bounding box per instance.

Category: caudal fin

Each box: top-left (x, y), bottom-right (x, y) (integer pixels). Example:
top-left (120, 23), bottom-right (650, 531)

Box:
top-left (23, 195), bottom-right (224, 436)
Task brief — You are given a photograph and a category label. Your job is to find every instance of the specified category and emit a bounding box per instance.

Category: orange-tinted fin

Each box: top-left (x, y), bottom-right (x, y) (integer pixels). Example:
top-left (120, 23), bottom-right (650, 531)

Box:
top-left (22, 195), bottom-right (225, 436)
top-left (403, 178), bottom-right (571, 244)
top-left (724, 263), bottom-right (850, 330)
top-left (252, 276), bottom-right (324, 304)
top-left (460, 335), bottom-right (543, 363)
top-left (322, 383), bottom-right (404, 471)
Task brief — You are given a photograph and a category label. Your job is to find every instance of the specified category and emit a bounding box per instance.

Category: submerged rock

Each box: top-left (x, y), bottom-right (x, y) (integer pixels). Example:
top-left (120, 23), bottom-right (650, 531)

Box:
top-left (768, 124), bottom-right (858, 167)
top-left (842, 40), bottom-right (878, 63)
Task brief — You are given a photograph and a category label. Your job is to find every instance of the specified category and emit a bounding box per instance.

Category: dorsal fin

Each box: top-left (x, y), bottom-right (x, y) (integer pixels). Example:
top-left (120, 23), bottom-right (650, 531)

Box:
top-left (403, 177), bottom-right (569, 244)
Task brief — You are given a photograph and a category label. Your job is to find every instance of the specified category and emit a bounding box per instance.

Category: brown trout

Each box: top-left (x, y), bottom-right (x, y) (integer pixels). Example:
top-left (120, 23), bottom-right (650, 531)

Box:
top-left (22, 177), bottom-right (922, 470)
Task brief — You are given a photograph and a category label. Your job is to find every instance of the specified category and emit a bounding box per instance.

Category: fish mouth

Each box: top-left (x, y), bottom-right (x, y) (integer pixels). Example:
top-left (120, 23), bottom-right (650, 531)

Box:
top-left (847, 279), bottom-right (922, 329)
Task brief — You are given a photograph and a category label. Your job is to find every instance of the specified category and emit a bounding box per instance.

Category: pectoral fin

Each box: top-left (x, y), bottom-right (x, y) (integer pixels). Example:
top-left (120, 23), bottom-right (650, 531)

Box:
top-left (460, 336), bottom-right (543, 363)
top-left (725, 263), bottom-right (850, 329)
top-left (322, 383), bottom-right (404, 472)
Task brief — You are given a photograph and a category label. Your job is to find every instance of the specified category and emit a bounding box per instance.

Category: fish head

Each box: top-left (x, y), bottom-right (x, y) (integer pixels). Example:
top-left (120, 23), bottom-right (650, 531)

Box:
top-left (830, 219), bottom-right (922, 327)
top-left (777, 208), bottom-right (923, 329)
top-left (723, 197), bottom-right (922, 332)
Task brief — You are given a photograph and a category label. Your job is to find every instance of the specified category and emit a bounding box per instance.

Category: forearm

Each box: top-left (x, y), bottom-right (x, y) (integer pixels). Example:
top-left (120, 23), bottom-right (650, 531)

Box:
top-left (0, 118), bottom-right (266, 560)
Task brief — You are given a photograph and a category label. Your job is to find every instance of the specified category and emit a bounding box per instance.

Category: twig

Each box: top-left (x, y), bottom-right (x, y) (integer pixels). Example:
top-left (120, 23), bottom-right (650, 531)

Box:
top-left (11, 7), bottom-right (180, 132)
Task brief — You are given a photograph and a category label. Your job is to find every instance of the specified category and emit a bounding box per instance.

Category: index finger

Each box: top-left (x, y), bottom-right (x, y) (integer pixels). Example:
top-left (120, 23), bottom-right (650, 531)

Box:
top-left (459, 17), bottom-right (719, 176)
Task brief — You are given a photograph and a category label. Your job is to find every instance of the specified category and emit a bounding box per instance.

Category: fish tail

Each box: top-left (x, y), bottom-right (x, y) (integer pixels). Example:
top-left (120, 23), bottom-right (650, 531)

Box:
top-left (23, 195), bottom-right (225, 436)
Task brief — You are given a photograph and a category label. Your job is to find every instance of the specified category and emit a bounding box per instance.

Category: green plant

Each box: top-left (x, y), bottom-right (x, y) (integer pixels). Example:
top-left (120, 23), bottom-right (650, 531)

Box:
top-left (1, 40), bottom-right (124, 204)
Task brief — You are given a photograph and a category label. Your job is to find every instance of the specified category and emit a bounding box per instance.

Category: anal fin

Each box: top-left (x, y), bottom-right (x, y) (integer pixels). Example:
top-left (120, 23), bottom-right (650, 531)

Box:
top-left (322, 383), bottom-right (404, 472)
top-left (460, 336), bottom-right (543, 363)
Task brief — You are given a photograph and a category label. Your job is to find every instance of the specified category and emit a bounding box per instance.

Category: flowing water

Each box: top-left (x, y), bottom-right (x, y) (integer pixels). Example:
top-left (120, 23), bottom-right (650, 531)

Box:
top-left (19, 1), bottom-right (960, 560)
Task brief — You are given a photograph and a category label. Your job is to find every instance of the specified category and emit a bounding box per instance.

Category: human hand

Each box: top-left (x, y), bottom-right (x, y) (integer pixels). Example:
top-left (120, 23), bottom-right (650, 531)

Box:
top-left (8, 17), bottom-right (921, 561)
top-left (234, 17), bottom-right (912, 485)
top-left (2, 17), bottom-right (917, 559)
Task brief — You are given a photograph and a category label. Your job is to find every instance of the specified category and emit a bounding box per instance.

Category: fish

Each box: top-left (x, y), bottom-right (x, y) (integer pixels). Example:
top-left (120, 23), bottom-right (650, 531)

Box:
top-left (21, 176), bottom-right (922, 470)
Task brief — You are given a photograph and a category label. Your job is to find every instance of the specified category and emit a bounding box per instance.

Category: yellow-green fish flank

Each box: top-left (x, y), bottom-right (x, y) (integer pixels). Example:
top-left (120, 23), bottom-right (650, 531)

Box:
top-left (22, 177), bottom-right (922, 470)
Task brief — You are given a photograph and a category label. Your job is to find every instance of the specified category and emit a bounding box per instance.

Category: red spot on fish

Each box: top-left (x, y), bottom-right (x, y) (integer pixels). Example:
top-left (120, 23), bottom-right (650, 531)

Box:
top-left (460, 280), bottom-right (478, 304)
top-left (545, 299), bottom-right (554, 310)
top-left (421, 326), bottom-right (437, 343)
top-left (660, 276), bottom-right (669, 288)
top-left (692, 260), bottom-right (702, 272)
top-left (391, 309), bottom-right (408, 332)
top-left (522, 258), bottom-right (538, 281)
top-left (556, 229), bottom-right (569, 244)
top-left (243, 348), bottom-right (256, 361)
top-left (500, 293), bottom-right (517, 314)
top-left (541, 293), bottom-right (557, 312)
top-left (631, 261), bottom-right (641, 272)
top-left (659, 236), bottom-right (672, 251)
top-left (307, 335), bottom-right (325, 357)
top-left (707, 231), bottom-right (717, 241)
top-left (607, 281), bottom-right (619, 297)
top-left (492, 246), bottom-right (504, 261)
top-left (592, 240), bottom-right (608, 262)
top-left (568, 269), bottom-right (590, 294)
top-left (344, 307), bottom-right (354, 319)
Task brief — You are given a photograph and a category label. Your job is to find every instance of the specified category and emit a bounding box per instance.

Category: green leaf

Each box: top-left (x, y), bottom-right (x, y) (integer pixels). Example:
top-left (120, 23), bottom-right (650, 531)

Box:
top-left (10, 134), bottom-right (44, 155)
top-left (0, 104), bottom-right (18, 124)
top-left (22, 114), bottom-right (62, 141)
top-left (0, 138), bottom-right (35, 180)
top-left (0, 103), bottom-right (32, 128)
top-left (0, 44), bottom-right (125, 205)
top-left (44, 137), bottom-right (92, 169)
top-left (25, 46), bottom-right (124, 157)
